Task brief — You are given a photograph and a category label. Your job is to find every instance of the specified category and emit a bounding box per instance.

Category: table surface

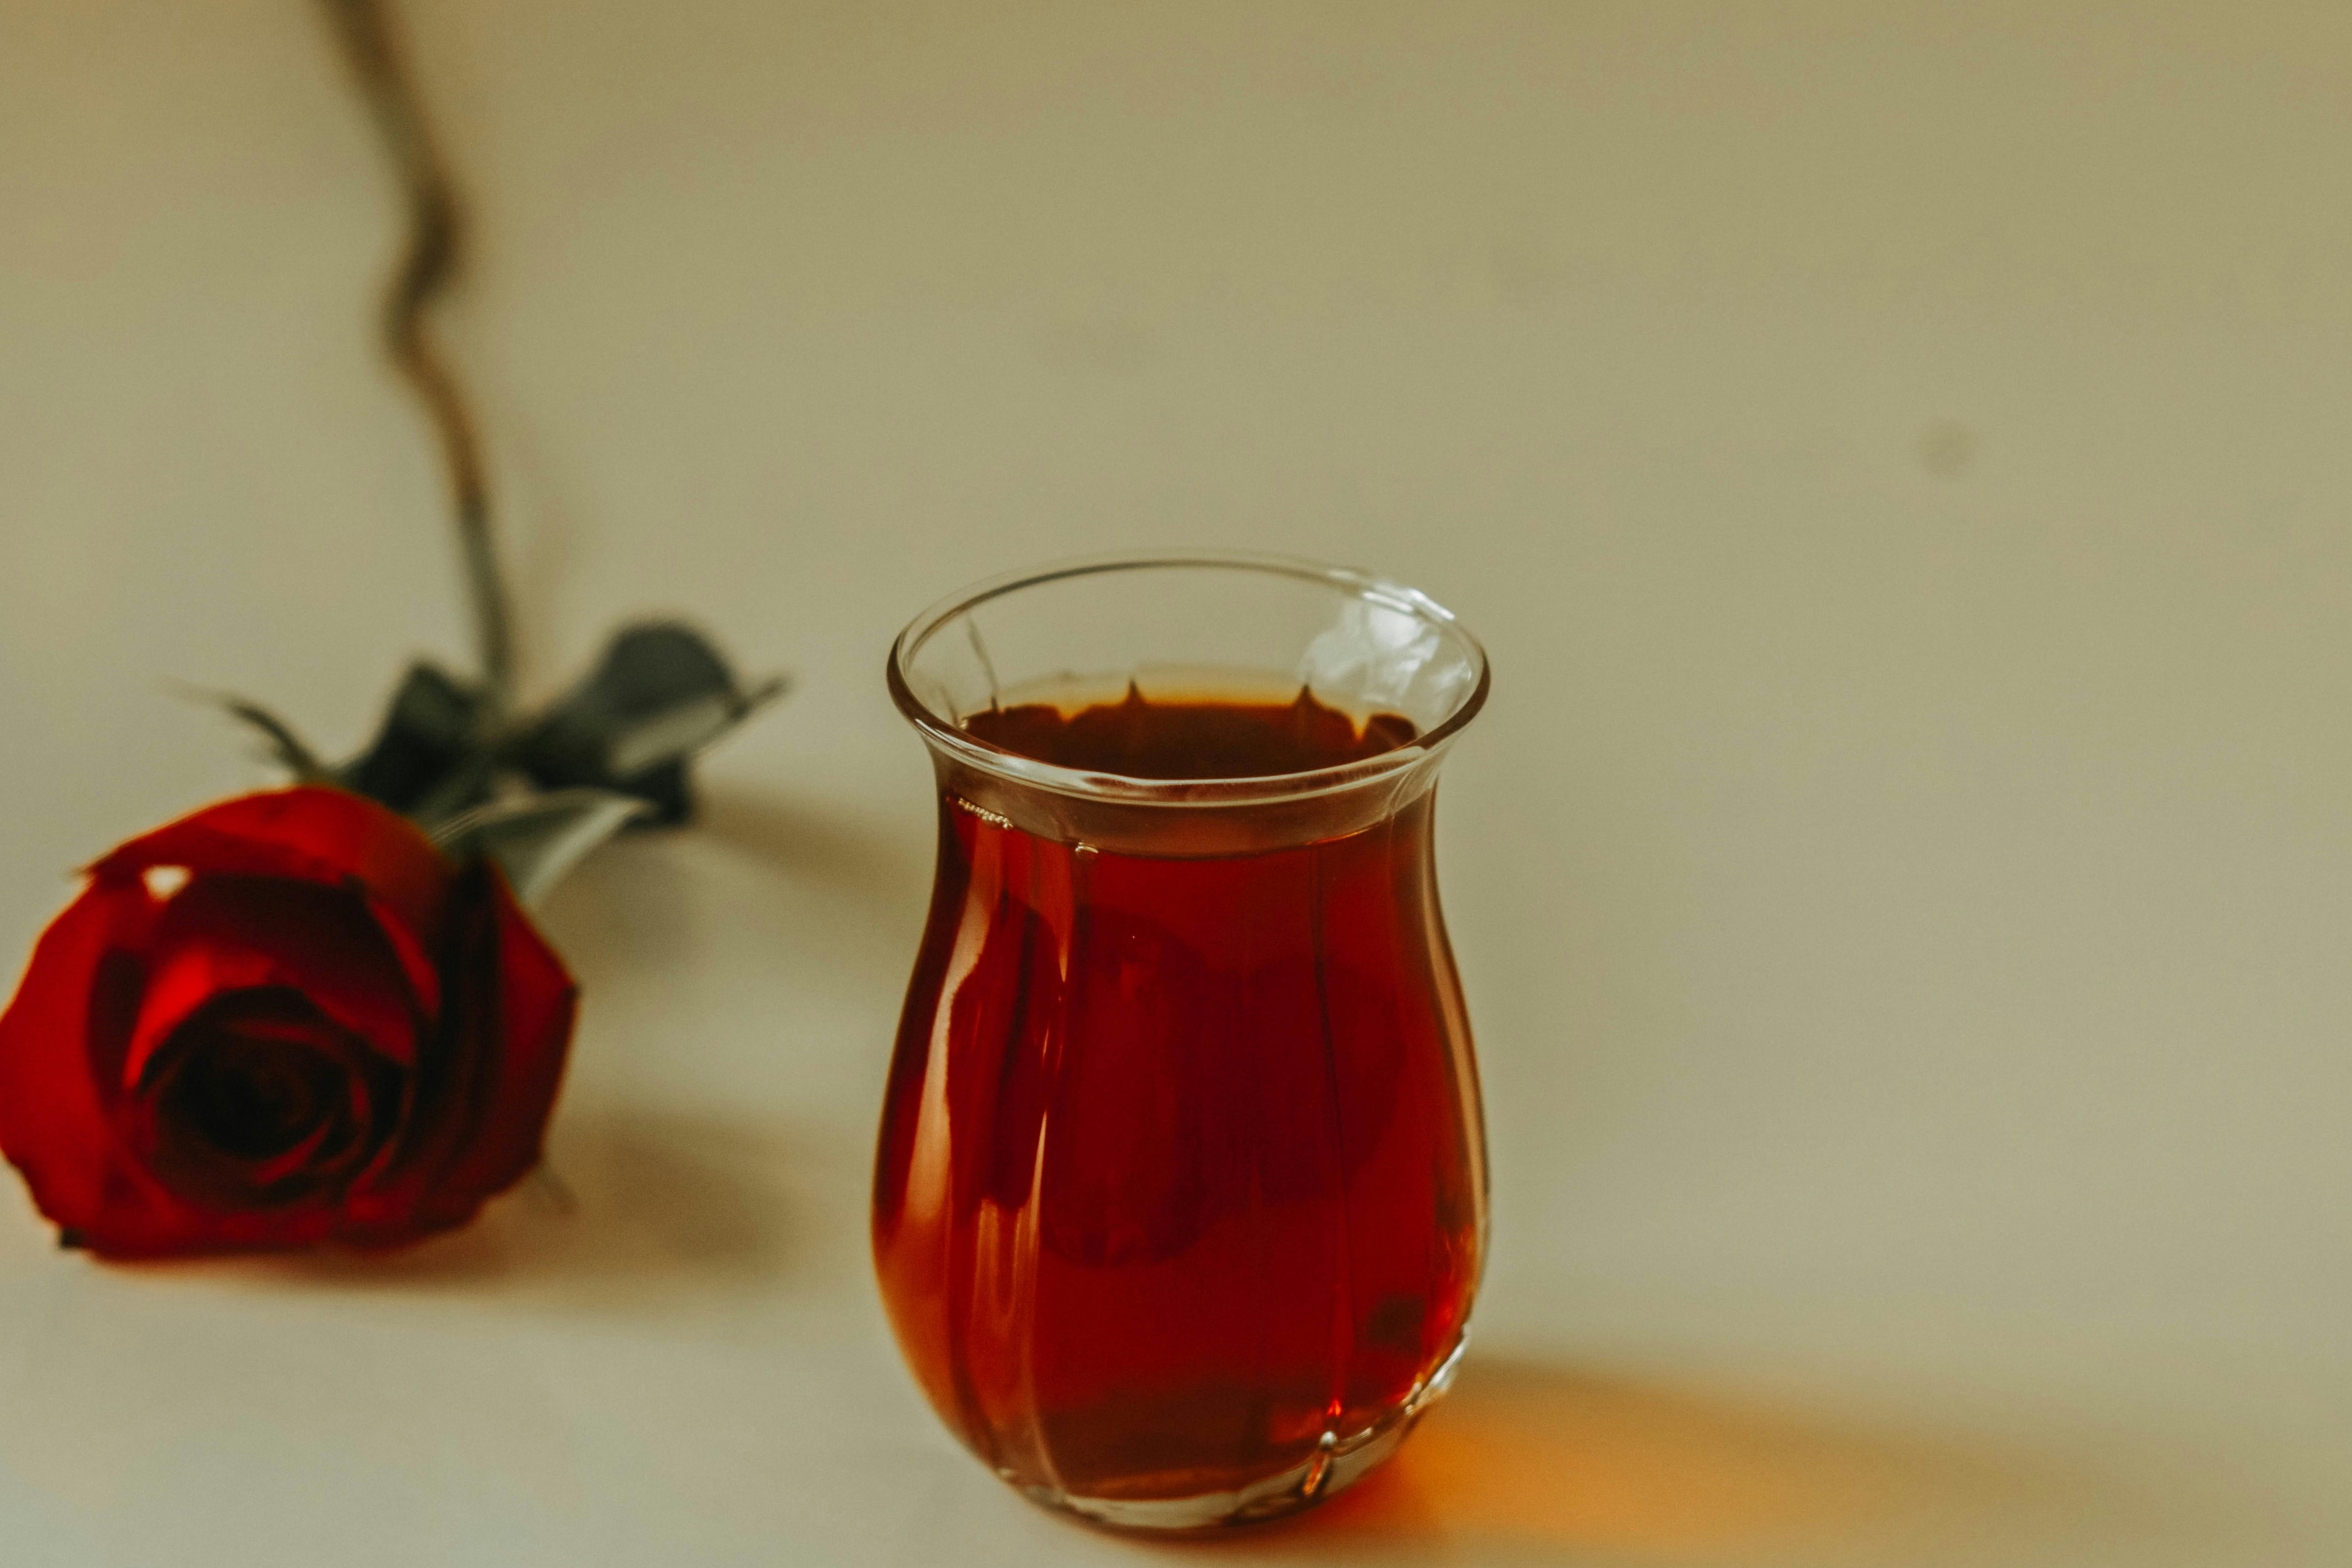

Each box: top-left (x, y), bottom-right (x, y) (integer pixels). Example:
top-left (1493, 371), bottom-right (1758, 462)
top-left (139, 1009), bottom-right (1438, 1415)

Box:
top-left (3, 2), bottom-right (2348, 1563)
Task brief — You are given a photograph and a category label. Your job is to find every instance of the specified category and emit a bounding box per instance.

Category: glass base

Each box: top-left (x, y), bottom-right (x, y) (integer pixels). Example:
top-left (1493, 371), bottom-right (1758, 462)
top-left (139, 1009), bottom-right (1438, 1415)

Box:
top-left (1017, 1337), bottom-right (1469, 1533)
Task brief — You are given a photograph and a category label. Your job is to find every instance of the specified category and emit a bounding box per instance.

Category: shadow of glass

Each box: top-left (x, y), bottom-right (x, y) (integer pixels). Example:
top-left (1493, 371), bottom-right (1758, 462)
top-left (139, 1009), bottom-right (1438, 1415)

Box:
top-left (1156, 1356), bottom-right (2182, 1565)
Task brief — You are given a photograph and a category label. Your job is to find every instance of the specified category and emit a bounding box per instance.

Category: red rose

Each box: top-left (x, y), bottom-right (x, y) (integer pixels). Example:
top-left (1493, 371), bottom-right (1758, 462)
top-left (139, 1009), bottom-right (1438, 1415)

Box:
top-left (0, 786), bottom-right (576, 1257)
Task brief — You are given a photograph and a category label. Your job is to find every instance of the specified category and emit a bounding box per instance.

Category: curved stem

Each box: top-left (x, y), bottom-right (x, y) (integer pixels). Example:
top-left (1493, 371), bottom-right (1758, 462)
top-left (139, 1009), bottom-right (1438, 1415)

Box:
top-left (318, 0), bottom-right (514, 712)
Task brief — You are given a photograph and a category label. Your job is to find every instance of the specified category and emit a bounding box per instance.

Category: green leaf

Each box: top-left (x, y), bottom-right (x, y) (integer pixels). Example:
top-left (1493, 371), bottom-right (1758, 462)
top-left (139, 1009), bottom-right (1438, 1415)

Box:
top-left (431, 788), bottom-right (651, 908)
top-left (515, 623), bottom-right (785, 825)
top-left (186, 689), bottom-right (332, 782)
top-left (337, 661), bottom-right (493, 818)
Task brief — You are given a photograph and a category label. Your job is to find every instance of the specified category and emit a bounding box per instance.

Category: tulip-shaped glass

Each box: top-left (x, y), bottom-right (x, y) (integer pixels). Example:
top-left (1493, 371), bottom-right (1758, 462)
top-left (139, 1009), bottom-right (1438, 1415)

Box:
top-left (874, 552), bottom-right (1490, 1531)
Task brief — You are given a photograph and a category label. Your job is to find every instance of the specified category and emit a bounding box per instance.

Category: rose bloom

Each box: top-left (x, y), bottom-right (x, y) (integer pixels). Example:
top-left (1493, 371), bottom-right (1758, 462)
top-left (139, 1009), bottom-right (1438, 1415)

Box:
top-left (0, 787), bottom-right (575, 1257)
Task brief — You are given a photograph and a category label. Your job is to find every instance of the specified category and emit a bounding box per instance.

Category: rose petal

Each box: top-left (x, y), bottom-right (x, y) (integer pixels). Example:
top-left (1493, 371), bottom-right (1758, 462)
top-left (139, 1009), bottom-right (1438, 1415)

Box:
top-left (0, 882), bottom-right (186, 1249)
top-left (91, 789), bottom-right (449, 1019)
top-left (122, 878), bottom-right (423, 1083)
top-left (339, 862), bottom-right (576, 1241)
top-left (0, 886), bottom-right (387, 1256)
top-left (4, 795), bottom-right (573, 1256)
top-left (417, 864), bottom-right (577, 1222)
top-left (126, 994), bottom-right (396, 1210)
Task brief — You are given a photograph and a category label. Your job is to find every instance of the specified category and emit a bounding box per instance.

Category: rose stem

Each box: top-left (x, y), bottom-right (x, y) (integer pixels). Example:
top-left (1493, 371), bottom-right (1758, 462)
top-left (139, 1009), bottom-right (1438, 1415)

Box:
top-left (316, 0), bottom-right (515, 720)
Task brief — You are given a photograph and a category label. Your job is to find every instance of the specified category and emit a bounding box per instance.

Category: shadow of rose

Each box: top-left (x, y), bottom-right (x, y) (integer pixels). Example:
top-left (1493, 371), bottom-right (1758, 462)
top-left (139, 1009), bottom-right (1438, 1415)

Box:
top-left (237, 1106), bottom-right (843, 1312)
top-left (530, 780), bottom-right (931, 1042)
top-left (693, 784), bottom-right (932, 911)
top-left (1146, 1357), bottom-right (2170, 1566)
top-left (227, 785), bottom-right (921, 1310)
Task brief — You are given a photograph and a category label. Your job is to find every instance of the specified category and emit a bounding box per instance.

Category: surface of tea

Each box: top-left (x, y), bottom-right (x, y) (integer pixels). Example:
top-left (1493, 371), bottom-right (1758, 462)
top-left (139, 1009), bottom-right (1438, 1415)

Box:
top-left (873, 687), bottom-right (1485, 1516)
top-left (961, 685), bottom-right (1419, 778)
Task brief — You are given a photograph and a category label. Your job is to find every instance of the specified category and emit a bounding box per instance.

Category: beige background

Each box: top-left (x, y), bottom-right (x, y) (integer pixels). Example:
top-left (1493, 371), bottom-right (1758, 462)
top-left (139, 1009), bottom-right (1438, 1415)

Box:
top-left (2, 1), bottom-right (2348, 1563)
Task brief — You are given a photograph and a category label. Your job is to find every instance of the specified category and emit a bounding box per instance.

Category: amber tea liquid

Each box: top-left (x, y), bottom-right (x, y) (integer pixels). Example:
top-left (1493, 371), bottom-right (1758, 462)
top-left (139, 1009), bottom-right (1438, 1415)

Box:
top-left (872, 686), bottom-right (1486, 1519)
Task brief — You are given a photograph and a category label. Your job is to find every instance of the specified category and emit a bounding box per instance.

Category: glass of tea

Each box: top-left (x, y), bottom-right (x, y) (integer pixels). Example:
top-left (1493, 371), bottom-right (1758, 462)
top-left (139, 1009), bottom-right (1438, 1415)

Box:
top-left (874, 552), bottom-right (1490, 1531)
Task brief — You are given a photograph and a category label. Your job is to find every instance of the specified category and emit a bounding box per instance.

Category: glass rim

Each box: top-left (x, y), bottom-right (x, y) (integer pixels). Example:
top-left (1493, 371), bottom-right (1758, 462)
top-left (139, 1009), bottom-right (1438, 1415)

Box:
top-left (886, 548), bottom-right (1491, 806)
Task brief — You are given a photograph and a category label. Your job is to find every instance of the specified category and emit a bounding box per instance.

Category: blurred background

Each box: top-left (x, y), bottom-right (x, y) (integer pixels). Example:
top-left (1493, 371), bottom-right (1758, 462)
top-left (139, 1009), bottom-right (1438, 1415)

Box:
top-left (1, 2), bottom-right (2347, 1563)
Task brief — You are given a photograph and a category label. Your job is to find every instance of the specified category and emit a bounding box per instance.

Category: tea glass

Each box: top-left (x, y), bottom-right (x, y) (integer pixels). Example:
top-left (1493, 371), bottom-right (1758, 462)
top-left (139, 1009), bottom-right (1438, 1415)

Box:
top-left (873, 552), bottom-right (1489, 1530)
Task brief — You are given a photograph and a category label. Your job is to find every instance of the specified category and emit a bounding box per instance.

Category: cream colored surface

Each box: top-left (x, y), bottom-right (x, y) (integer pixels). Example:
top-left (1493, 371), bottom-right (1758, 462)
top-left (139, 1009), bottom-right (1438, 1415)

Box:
top-left (2, 1), bottom-right (2347, 1562)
